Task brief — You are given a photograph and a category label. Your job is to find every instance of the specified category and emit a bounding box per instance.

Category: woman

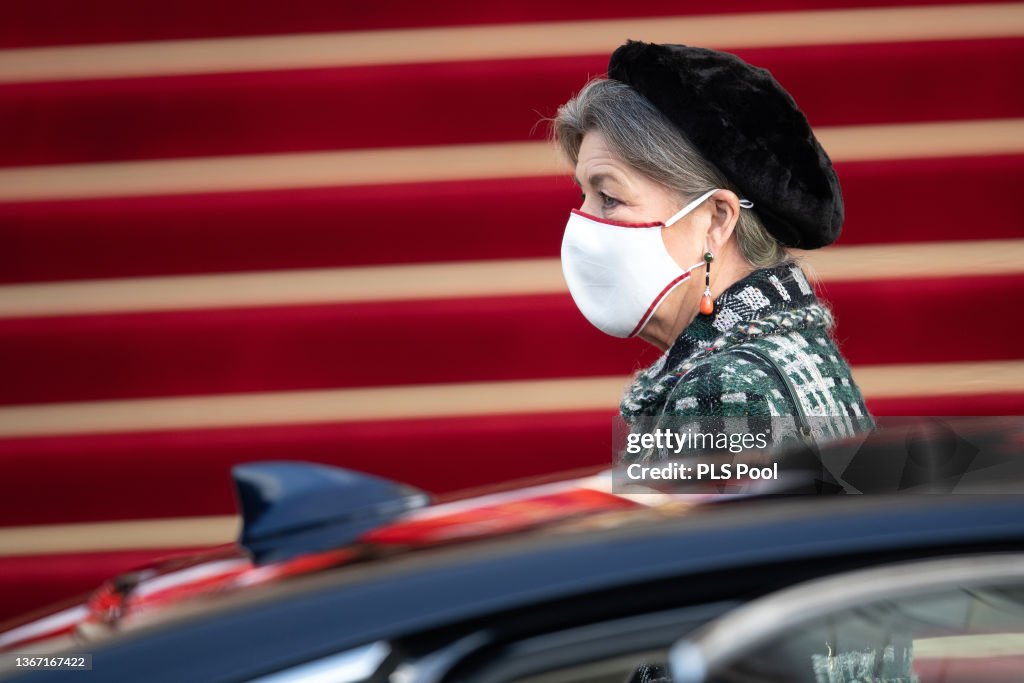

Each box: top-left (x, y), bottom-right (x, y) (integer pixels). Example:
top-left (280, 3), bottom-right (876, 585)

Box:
top-left (551, 41), bottom-right (873, 461)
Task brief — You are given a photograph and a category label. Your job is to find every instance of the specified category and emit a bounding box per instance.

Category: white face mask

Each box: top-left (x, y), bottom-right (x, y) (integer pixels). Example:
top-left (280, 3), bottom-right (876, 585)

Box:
top-left (560, 188), bottom-right (721, 338)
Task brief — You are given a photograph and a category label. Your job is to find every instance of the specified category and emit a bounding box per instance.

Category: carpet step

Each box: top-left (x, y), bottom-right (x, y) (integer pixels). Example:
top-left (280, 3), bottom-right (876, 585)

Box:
top-left (0, 411), bottom-right (615, 525)
top-left (3, 39), bottom-right (1022, 166)
top-left (2, 0), bottom-right (990, 48)
top-left (0, 275), bottom-right (1019, 405)
top-left (0, 390), bottom-right (1021, 528)
top-left (2, 155), bottom-right (1022, 284)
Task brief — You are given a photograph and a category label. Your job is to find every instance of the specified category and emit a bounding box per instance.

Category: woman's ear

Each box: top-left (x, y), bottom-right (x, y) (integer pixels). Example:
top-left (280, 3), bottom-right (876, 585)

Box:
top-left (705, 189), bottom-right (741, 253)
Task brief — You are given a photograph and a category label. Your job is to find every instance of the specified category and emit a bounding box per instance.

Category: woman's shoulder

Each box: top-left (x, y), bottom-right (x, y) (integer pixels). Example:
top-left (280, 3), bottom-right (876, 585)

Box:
top-left (661, 341), bottom-right (793, 418)
top-left (661, 328), bottom-right (867, 419)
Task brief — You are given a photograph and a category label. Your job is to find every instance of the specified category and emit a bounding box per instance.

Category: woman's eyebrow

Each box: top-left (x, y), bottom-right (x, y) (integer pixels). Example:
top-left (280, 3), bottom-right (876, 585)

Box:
top-left (573, 172), bottom-right (617, 188)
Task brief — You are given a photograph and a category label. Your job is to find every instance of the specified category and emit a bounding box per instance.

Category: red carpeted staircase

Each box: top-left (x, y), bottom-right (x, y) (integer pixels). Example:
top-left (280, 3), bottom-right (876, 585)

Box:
top-left (1, 0), bottom-right (1022, 624)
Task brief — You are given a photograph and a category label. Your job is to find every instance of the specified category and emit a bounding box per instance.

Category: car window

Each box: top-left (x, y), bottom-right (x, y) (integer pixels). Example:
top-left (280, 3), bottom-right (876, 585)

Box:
top-left (704, 583), bottom-right (1024, 682)
top-left (667, 554), bottom-right (1024, 683)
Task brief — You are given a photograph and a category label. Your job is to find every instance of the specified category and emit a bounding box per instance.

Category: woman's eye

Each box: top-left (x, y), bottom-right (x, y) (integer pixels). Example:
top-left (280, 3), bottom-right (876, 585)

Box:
top-left (579, 191), bottom-right (620, 209)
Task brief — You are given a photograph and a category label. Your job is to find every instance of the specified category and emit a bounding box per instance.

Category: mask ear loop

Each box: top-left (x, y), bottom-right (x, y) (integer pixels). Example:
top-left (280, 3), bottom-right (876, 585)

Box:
top-left (664, 190), bottom-right (753, 226)
top-left (663, 188), bottom-right (720, 228)
top-left (665, 193), bottom-right (753, 318)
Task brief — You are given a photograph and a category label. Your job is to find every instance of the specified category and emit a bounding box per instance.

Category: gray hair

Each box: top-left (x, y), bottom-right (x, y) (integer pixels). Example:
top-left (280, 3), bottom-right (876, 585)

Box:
top-left (548, 77), bottom-right (786, 268)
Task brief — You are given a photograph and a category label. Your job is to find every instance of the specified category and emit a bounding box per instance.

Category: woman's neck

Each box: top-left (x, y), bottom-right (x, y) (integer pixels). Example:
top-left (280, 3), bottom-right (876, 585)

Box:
top-left (639, 250), bottom-right (755, 352)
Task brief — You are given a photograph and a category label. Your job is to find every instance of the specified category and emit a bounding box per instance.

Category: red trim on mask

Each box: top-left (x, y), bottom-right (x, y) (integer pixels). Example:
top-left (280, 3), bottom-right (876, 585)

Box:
top-left (628, 271), bottom-right (693, 338)
top-left (570, 208), bottom-right (663, 229)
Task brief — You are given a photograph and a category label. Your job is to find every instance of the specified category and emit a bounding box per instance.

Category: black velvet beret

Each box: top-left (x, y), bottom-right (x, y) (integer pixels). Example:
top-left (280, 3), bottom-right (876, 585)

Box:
top-left (607, 40), bottom-right (843, 249)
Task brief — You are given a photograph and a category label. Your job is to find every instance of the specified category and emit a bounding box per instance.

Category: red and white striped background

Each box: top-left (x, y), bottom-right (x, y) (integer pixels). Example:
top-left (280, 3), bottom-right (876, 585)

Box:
top-left (0, 0), bottom-right (1022, 623)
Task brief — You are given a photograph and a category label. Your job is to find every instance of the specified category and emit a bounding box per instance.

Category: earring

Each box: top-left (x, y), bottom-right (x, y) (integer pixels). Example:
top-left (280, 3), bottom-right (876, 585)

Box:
top-left (700, 250), bottom-right (714, 315)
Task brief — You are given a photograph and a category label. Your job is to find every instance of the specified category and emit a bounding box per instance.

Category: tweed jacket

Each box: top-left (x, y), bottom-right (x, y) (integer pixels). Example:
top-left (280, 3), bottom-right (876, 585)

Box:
top-left (620, 261), bottom-right (873, 460)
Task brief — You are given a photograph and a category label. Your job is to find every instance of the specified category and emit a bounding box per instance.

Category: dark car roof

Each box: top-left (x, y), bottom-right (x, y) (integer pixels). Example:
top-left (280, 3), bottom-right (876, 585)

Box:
top-left (15, 494), bottom-right (1024, 683)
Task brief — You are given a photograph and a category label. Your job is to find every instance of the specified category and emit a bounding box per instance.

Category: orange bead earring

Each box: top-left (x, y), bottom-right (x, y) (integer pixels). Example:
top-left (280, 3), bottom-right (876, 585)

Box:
top-left (699, 250), bottom-right (714, 315)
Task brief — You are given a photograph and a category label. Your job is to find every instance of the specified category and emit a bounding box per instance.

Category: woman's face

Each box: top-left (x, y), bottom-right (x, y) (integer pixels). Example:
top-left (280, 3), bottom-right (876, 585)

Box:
top-left (574, 129), bottom-right (716, 347)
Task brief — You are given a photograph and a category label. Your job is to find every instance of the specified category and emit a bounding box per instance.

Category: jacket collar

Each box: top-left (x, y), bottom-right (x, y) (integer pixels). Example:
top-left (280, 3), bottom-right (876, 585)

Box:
top-left (621, 261), bottom-right (831, 418)
top-left (664, 261), bottom-right (820, 365)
